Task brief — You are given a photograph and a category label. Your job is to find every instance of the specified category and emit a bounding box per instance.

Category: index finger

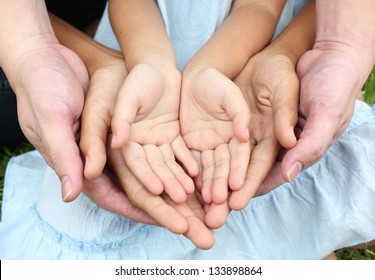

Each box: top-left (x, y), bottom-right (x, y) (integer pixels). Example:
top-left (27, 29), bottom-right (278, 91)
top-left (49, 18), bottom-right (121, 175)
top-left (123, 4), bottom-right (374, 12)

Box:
top-left (229, 136), bottom-right (279, 210)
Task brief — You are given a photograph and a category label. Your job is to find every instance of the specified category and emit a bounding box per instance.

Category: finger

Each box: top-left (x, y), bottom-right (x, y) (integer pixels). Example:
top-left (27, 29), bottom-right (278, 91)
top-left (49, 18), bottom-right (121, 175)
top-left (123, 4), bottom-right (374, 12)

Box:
top-left (255, 162), bottom-right (285, 196)
top-left (111, 76), bottom-right (140, 149)
top-left (212, 144), bottom-right (230, 204)
top-left (123, 142), bottom-right (164, 195)
top-left (221, 80), bottom-right (251, 143)
top-left (166, 194), bottom-right (215, 250)
top-left (272, 74), bottom-right (299, 149)
top-left (82, 171), bottom-right (155, 224)
top-left (191, 150), bottom-right (204, 192)
top-left (172, 135), bottom-right (199, 177)
top-left (80, 94), bottom-right (111, 180)
top-left (160, 144), bottom-right (195, 195)
top-left (42, 117), bottom-right (84, 202)
top-left (280, 111), bottom-right (338, 183)
top-left (229, 136), bottom-right (279, 210)
top-left (205, 200), bottom-right (231, 229)
top-left (108, 148), bottom-right (189, 234)
top-left (228, 139), bottom-right (250, 191)
top-left (201, 150), bottom-right (215, 204)
top-left (144, 144), bottom-right (187, 203)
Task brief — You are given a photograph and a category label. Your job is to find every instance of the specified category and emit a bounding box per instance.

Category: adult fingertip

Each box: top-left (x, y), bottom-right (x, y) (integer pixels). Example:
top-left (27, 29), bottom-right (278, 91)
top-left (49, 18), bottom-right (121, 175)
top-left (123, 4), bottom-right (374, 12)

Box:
top-left (61, 176), bottom-right (74, 202)
top-left (285, 161), bottom-right (303, 183)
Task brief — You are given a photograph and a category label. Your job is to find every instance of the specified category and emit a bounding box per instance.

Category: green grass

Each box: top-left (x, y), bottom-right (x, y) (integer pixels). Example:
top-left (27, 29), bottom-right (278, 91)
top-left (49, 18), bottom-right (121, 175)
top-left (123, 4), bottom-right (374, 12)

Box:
top-left (1, 68), bottom-right (375, 259)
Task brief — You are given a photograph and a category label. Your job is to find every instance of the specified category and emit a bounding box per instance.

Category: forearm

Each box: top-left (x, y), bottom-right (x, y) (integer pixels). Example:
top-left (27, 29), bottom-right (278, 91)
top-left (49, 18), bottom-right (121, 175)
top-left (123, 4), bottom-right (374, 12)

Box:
top-left (109, 0), bottom-right (176, 70)
top-left (184, 0), bottom-right (285, 78)
top-left (49, 13), bottom-right (123, 77)
top-left (0, 0), bottom-right (57, 72)
top-left (315, 0), bottom-right (375, 78)
top-left (265, 0), bottom-right (316, 65)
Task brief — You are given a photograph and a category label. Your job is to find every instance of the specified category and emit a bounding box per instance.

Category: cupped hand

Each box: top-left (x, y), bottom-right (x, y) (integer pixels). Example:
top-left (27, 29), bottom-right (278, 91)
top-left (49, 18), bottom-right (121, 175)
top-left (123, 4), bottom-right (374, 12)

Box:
top-left (10, 43), bottom-right (88, 202)
top-left (180, 68), bottom-right (251, 206)
top-left (111, 63), bottom-right (198, 204)
top-left (279, 48), bottom-right (361, 183)
top-left (229, 51), bottom-right (299, 210)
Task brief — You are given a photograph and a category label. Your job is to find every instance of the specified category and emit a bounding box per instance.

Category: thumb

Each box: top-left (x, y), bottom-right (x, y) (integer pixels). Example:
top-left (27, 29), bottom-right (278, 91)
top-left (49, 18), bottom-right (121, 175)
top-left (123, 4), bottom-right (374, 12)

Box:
top-left (42, 118), bottom-right (84, 202)
top-left (272, 72), bottom-right (299, 149)
top-left (222, 79), bottom-right (251, 143)
top-left (110, 79), bottom-right (140, 149)
top-left (281, 111), bottom-right (336, 182)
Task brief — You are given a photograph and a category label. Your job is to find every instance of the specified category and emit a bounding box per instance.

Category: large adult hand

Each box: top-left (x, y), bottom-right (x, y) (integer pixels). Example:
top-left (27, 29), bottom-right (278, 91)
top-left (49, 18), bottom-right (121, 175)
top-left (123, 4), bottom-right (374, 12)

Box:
top-left (279, 48), bottom-right (363, 183)
top-left (8, 42), bottom-right (88, 202)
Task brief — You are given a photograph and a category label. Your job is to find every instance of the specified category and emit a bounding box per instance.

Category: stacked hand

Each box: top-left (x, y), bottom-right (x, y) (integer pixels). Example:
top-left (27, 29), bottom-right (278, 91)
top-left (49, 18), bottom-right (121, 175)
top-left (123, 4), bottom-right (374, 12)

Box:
top-left (180, 68), bottom-right (251, 228)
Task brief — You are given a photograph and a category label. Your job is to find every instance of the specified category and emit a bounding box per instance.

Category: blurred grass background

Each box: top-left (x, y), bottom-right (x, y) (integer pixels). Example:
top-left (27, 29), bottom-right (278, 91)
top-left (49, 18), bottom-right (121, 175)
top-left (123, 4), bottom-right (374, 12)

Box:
top-left (1, 68), bottom-right (375, 260)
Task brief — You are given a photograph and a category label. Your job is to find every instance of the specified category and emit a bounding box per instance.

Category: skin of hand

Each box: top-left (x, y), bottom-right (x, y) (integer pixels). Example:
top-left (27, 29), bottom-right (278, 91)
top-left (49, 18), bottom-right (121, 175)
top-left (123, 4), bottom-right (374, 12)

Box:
top-left (180, 68), bottom-right (251, 207)
top-left (7, 43), bottom-right (89, 203)
top-left (228, 51), bottom-right (299, 209)
top-left (47, 14), bottom-right (163, 223)
top-left (107, 144), bottom-right (215, 250)
top-left (278, 47), bottom-right (368, 183)
top-left (79, 56), bottom-right (214, 245)
top-left (201, 52), bottom-right (299, 226)
top-left (82, 167), bottom-right (156, 225)
top-left (271, 0), bottom-right (375, 185)
top-left (110, 63), bottom-right (199, 204)
top-left (0, 0), bottom-right (90, 203)
top-left (74, 38), bottom-right (198, 226)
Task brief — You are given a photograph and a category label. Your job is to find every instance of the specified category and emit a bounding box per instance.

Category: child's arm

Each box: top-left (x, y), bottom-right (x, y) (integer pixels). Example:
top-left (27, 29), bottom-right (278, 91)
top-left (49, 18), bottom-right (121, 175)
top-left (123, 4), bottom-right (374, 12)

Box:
top-left (108, 0), bottom-right (198, 203)
top-left (180, 0), bottom-right (286, 206)
top-left (228, 0), bottom-right (316, 211)
top-left (184, 0), bottom-right (286, 78)
top-left (108, 0), bottom-right (176, 71)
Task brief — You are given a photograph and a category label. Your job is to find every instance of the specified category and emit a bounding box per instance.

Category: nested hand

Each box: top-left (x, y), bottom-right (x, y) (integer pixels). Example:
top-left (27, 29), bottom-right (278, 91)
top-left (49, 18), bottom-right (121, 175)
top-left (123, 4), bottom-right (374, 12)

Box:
top-left (180, 68), bottom-right (251, 206)
top-left (111, 63), bottom-right (198, 203)
top-left (11, 43), bottom-right (88, 202)
top-left (229, 51), bottom-right (299, 210)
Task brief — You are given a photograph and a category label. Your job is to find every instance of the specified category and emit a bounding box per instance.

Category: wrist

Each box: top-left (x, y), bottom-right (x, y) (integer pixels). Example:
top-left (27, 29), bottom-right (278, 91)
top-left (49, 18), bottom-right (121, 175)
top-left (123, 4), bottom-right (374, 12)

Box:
top-left (315, 0), bottom-right (375, 66)
top-left (85, 47), bottom-right (124, 77)
top-left (312, 41), bottom-right (375, 85)
top-left (0, 0), bottom-right (57, 68)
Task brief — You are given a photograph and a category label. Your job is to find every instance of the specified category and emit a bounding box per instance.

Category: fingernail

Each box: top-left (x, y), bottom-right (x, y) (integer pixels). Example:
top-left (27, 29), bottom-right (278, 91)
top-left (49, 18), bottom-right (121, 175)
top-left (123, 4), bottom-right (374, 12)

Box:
top-left (286, 162), bottom-right (302, 182)
top-left (61, 176), bottom-right (72, 202)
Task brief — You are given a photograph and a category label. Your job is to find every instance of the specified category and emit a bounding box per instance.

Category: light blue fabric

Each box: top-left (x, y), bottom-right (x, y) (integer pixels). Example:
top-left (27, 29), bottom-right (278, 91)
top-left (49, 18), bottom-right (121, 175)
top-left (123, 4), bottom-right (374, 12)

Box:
top-left (94, 0), bottom-right (309, 71)
top-left (1, 101), bottom-right (374, 259)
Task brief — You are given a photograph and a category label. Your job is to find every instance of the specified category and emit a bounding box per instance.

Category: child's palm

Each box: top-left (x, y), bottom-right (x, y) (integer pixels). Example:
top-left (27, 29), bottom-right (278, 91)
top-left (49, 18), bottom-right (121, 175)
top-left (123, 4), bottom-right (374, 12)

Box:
top-left (112, 64), bottom-right (198, 203)
top-left (180, 68), bottom-right (250, 204)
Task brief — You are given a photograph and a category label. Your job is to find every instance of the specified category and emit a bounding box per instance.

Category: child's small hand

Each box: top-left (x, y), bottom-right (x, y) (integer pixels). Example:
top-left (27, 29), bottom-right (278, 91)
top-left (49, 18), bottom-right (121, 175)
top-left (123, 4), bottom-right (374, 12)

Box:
top-left (80, 52), bottom-right (128, 181)
top-left (180, 68), bottom-right (251, 205)
top-left (229, 51), bottom-right (299, 210)
top-left (111, 63), bottom-right (198, 203)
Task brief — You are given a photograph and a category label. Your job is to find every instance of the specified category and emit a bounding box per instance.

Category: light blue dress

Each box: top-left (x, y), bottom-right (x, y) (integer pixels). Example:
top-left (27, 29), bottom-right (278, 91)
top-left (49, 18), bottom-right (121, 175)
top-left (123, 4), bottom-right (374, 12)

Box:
top-left (1, 0), bottom-right (374, 259)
